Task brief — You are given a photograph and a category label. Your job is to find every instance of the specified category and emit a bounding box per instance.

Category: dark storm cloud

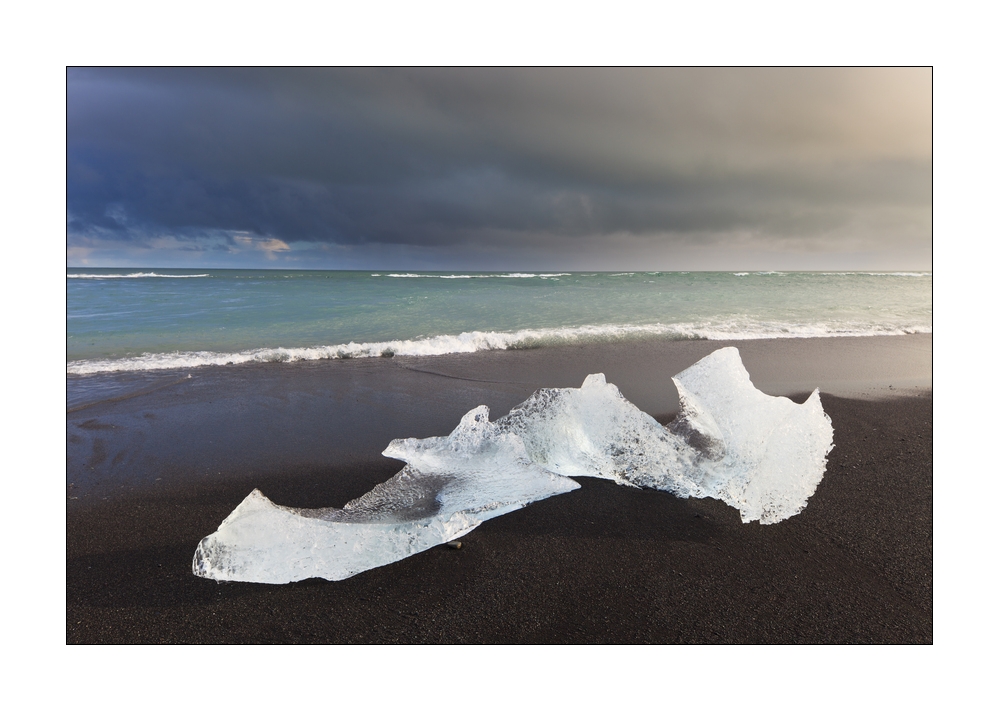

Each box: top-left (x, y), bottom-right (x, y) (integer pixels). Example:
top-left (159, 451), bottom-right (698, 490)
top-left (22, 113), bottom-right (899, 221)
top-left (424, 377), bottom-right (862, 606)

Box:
top-left (67, 67), bottom-right (931, 265)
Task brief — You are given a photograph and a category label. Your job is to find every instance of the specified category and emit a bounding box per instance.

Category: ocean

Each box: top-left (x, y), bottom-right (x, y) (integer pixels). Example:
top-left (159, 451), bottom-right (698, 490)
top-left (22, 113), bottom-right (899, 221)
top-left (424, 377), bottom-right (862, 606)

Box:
top-left (67, 269), bottom-right (930, 376)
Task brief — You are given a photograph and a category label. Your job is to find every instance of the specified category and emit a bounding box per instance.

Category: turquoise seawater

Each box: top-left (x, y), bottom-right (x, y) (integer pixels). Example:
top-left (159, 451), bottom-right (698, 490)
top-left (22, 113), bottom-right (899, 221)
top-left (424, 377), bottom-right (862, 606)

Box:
top-left (67, 269), bottom-right (931, 374)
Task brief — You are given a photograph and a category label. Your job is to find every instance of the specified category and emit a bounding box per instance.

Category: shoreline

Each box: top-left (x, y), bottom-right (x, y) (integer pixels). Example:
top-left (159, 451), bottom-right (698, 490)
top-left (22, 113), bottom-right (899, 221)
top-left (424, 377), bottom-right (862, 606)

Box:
top-left (67, 334), bottom-right (930, 499)
top-left (66, 328), bottom-right (933, 377)
top-left (66, 334), bottom-right (932, 643)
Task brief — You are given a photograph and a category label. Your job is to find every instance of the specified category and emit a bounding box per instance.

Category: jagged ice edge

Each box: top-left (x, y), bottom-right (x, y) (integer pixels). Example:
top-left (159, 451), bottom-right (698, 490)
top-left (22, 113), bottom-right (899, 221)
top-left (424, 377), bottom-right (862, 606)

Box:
top-left (192, 347), bottom-right (833, 583)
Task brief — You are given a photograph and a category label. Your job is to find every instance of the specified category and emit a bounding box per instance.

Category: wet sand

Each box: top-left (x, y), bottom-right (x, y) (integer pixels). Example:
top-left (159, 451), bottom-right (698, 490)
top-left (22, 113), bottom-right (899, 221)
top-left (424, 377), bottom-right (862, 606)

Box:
top-left (67, 335), bottom-right (931, 643)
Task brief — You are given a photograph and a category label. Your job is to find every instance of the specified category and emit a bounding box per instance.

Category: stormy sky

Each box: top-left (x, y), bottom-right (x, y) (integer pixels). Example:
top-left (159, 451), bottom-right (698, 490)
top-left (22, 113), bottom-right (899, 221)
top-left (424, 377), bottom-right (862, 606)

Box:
top-left (67, 67), bottom-right (931, 270)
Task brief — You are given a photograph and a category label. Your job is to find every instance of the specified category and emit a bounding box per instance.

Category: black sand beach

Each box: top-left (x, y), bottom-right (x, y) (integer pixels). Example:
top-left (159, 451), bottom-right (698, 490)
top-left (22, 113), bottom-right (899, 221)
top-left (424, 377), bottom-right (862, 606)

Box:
top-left (67, 335), bottom-right (931, 644)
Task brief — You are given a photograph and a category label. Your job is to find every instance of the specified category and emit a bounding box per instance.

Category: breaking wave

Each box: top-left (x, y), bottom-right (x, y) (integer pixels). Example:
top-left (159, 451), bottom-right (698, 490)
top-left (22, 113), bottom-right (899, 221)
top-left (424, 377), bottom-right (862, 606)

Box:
top-left (67, 321), bottom-right (932, 375)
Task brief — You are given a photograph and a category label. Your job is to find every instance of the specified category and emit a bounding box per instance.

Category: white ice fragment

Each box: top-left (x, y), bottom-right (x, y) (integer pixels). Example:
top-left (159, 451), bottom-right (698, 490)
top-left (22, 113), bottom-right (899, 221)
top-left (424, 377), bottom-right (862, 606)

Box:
top-left (497, 372), bottom-right (689, 487)
top-left (492, 347), bottom-right (833, 523)
top-left (192, 489), bottom-right (482, 584)
top-left (193, 346), bottom-right (833, 584)
top-left (193, 406), bottom-right (578, 583)
top-left (667, 347), bottom-right (834, 523)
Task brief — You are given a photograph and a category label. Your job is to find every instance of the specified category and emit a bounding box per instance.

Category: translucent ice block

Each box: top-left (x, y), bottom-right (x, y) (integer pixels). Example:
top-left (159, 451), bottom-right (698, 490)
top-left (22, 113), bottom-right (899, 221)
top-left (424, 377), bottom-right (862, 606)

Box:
top-left (193, 347), bottom-right (833, 583)
top-left (666, 347), bottom-right (834, 523)
top-left (193, 407), bottom-right (579, 583)
top-left (495, 347), bottom-right (833, 523)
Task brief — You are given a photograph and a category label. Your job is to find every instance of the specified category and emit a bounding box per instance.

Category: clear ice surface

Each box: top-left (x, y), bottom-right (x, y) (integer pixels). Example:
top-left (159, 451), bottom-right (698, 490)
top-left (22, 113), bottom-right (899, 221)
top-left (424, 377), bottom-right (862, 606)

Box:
top-left (497, 347), bottom-right (834, 523)
top-left (193, 347), bottom-right (833, 583)
top-left (192, 407), bottom-right (580, 583)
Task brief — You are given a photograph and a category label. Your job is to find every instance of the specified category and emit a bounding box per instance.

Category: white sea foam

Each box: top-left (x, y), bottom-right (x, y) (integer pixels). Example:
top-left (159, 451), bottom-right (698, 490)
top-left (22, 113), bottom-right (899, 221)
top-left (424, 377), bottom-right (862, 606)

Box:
top-left (67, 320), bottom-right (932, 375)
top-left (192, 347), bottom-right (833, 583)
top-left (68, 272), bottom-right (210, 279)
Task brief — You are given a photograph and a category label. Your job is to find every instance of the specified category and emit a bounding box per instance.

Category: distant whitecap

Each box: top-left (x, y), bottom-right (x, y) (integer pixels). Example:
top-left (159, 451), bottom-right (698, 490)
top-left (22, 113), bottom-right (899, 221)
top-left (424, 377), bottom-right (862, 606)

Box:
top-left (68, 272), bottom-right (210, 279)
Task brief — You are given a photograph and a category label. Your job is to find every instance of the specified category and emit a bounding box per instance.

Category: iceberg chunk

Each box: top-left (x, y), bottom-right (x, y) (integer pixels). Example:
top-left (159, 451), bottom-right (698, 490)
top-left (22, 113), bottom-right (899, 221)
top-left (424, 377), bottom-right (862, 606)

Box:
top-left (492, 347), bottom-right (833, 523)
top-left (666, 347), bottom-right (834, 523)
top-left (193, 346), bottom-right (833, 583)
top-left (496, 372), bottom-right (697, 489)
top-left (193, 406), bottom-right (579, 583)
